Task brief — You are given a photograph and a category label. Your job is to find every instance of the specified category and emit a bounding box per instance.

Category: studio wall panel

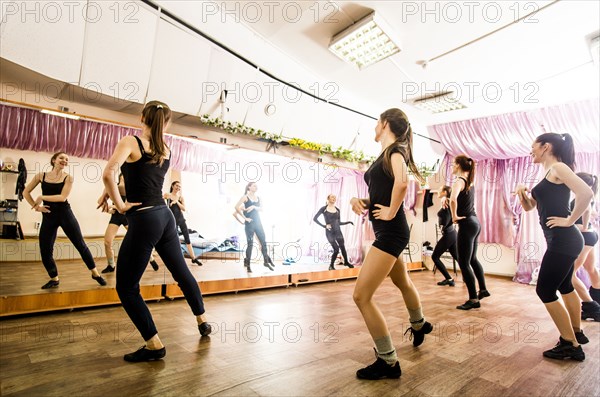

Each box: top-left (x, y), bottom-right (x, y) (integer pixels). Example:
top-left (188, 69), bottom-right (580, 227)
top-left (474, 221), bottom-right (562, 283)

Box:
top-left (0, 0), bottom-right (87, 83)
top-left (146, 19), bottom-right (211, 114)
top-left (79, 1), bottom-right (158, 103)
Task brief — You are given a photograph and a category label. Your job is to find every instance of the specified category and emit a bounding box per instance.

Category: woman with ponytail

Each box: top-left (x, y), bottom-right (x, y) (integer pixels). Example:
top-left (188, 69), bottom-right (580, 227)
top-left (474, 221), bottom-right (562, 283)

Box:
top-left (101, 100), bottom-right (211, 362)
top-left (313, 194), bottom-right (354, 270)
top-left (450, 155), bottom-right (489, 310)
top-left (350, 108), bottom-right (431, 380)
top-left (570, 172), bottom-right (600, 321)
top-left (515, 132), bottom-right (592, 361)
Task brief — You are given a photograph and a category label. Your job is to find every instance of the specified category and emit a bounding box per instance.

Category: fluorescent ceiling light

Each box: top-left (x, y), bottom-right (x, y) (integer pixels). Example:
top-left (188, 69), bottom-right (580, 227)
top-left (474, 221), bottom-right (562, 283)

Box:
top-left (40, 109), bottom-right (81, 120)
top-left (412, 92), bottom-right (467, 114)
top-left (329, 12), bottom-right (401, 70)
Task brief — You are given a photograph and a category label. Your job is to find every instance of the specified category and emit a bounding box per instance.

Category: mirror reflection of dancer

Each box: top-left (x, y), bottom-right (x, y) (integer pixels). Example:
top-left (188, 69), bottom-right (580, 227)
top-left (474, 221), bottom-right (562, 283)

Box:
top-left (449, 155), bottom-right (489, 310)
top-left (233, 182), bottom-right (275, 272)
top-left (350, 108), bottom-right (432, 380)
top-left (97, 173), bottom-right (160, 273)
top-left (515, 132), bottom-right (592, 361)
top-left (432, 186), bottom-right (458, 286)
top-left (163, 181), bottom-right (203, 266)
top-left (23, 152), bottom-right (107, 289)
top-left (569, 172), bottom-right (600, 321)
top-left (313, 194), bottom-right (355, 270)
top-left (102, 101), bottom-right (211, 363)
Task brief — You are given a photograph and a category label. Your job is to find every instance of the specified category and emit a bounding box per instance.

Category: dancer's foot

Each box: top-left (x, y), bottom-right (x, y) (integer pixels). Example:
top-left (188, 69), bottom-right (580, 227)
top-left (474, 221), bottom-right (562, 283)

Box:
top-left (477, 290), bottom-right (491, 300)
top-left (92, 275), bottom-right (107, 286)
top-left (543, 337), bottom-right (584, 361)
top-left (101, 265), bottom-right (115, 274)
top-left (198, 322), bottom-right (212, 336)
top-left (404, 321), bottom-right (433, 347)
top-left (456, 300), bottom-right (480, 310)
top-left (150, 260), bottom-right (159, 271)
top-left (343, 262), bottom-right (354, 268)
top-left (356, 354), bottom-right (401, 380)
top-left (437, 279), bottom-right (455, 286)
top-left (41, 279), bottom-right (60, 289)
top-left (124, 346), bottom-right (166, 362)
top-left (328, 264), bottom-right (335, 270)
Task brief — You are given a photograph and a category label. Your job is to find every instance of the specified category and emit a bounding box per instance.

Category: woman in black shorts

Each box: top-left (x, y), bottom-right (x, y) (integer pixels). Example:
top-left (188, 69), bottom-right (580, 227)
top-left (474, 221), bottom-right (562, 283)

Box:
top-left (313, 194), bottom-right (354, 270)
top-left (163, 181), bottom-right (202, 266)
top-left (23, 152), bottom-right (107, 289)
top-left (97, 174), bottom-right (159, 273)
top-left (569, 172), bottom-right (600, 321)
top-left (350, 108), bottom-right (432, 380)
top-left (101, 101), bottom-right (210, 362)
top-left (515, 132), bottom-right (593, 361)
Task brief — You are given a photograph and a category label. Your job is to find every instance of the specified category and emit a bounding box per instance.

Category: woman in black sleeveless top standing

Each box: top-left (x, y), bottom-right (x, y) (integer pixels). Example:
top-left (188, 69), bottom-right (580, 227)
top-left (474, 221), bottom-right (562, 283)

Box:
top-left (515, 132), bottom-right (592, 361)
top-left (23, 152), bottom-right (107, 289)
top-left (569, 173), bottom-right (600, 321)
top-left (350, 108), bottom-right (432, 380)
top-left (432, 185), bottom-right (458, 286)
top-left (101, 101), bottom-right (211, 362)
top-left (233, 182), bottom-right (275, 272)
top-left (313, 194), bottom-right (354, 270)
top-left (164, 181), bottom-right (203, 266)
top-left (449, 155), bottom-right (489, 310)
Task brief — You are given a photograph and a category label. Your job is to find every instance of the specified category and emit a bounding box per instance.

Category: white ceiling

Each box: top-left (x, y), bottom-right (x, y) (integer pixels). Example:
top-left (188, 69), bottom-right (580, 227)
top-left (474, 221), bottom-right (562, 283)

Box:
top-left (1, 0), bottom-right (598, 163)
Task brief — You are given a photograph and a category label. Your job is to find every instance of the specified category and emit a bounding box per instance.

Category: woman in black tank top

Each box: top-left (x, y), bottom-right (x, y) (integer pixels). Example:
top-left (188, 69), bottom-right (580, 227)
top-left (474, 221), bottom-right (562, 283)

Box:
top-left (233, 182), bottom-right (275, 272)
top-left (515, 132), bottom-right (593, 361)
top-left (101, 101), bottom-right (211, 362)
top-left (23, 152), bottom-right (107, 289)
top-left (568, 173), bottom-right (600, 321)
top-left (449, 155), bottom-right (489, 310)
top-left (313, 194), bottom-right (354, 270)
top-left (349, 108), bottom-right (432, 380)
top-left (163, 181), bottom-right (202, 266)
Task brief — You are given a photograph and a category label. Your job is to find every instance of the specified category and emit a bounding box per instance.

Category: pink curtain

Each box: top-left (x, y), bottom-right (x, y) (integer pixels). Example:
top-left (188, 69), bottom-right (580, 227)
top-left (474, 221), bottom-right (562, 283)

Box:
top-left (435, 98), bottom-right (600, 283)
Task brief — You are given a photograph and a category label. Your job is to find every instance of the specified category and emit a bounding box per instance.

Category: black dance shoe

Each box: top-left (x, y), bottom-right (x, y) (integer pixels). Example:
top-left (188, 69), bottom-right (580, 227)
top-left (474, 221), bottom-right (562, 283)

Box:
top-left (477, 290), bottom-right (491, 300)
top-left (192, 257), bottom-right (203, 266)
top-left (198, 322), bottom-right (212, 337)
top-left (456, 300), bottom-right (480, 310)
top-left (437, 279), bottom-right (455, 286)
top-left (101, 265), bottom-right (115, 274)
top-left (150, 260), bottom-right (159, 271)
top-left (543, 337), bottom-right (585, 361)
top-left (575, 330), bottom-right (589, 345)
top-left (356, 355), bottom-right (401, 380)
top-left (92, 275), bottom-right (107, 286)
top-left (123, 346), bottom-right (166, 362)
top-left (404, 321), bottom-right (433, 347)
top-left (581, 301), bottom-right (600, 322)
top-left (343, 262), bottom-right (355, 268)
top-left (41, 280), bottom-right (60, 289)
top-left (328, 264), bottom-right (335, 270)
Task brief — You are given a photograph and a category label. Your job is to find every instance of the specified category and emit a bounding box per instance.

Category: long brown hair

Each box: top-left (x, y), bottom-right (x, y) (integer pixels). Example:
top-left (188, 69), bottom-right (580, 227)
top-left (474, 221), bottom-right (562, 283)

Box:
top-left (245, 182), bottom-right (255, 194)
top-left (454, 155), bottom-right (475, 191)
top-left (141, 100), bottom-right (171, 164)
top-left (535, 132), bottom-right (575, 170)
top-left (577, 172), bottom-right (598, 195)
top-left (380, 108), bottom-right (424, 184)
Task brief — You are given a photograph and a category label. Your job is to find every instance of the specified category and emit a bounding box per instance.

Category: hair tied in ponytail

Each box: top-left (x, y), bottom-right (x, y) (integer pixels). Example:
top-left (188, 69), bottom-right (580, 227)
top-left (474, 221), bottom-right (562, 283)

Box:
top-left (560, 134), bottom-right (566, 140)
top-left (156, 104), bottom-right (163, 109)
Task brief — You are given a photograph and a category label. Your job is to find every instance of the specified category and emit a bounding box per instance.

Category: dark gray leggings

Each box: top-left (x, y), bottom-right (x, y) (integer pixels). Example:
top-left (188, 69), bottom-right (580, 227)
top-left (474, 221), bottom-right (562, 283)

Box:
top-left (116, 205), bottom-right (205, 341)
top-left (245, 220), bottom-right (271, 263)
top-left (432, 230), bottom-right (458, 280)
top-left (456, 216), bottom-right (487, 299)
top-left (39, 205), bottom-right (95, 278)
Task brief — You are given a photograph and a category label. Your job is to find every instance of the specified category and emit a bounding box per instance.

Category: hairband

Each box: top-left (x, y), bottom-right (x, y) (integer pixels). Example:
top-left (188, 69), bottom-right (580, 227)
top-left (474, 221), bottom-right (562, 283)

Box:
top-left (156, 104), bottom-right (163, 109)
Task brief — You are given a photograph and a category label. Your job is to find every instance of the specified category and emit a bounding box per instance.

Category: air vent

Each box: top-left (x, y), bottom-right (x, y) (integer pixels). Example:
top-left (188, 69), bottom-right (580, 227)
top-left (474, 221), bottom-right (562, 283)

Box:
top-left (412, 91), bottom-right (466, 114)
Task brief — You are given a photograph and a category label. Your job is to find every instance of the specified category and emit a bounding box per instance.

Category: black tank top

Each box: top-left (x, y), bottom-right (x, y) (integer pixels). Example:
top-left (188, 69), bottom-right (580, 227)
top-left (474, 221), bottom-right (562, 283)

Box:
top-left (531, 175), bottom-right (572, 231)
top-left (437, 206), bottom-right (454, 234)
top-left (364, 146), bottom-right (406, 222)
top-left (120, 135), bottom-right (170, 213)
top-left (314, 206), bottom-right (341, 230)
top-left (456, 177), bottom-right (476, 218)
top-left (41, 173), bottom-right (69, 208)
top-left (244, 196), bottom-right (261, 223)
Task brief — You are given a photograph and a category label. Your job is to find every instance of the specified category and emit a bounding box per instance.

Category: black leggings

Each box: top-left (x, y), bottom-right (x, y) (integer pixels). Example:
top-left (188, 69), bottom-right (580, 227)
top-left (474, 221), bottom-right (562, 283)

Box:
top-left (536, 250), bottom-right (577, 303)
top-left (326, 229), bottom-right (349, 265)
top-left (116, 205), bottom-right (205, 341)
top-left (456, 216), bottom-right (487, 299)
top-left (39, 205), bottom-right (96, 278)
top-left (245, 221), bottom-right (271, 263)
top-left (432, 230), bottom-right (458, 280)
top-left (177, 219), bottom-right (191, 245)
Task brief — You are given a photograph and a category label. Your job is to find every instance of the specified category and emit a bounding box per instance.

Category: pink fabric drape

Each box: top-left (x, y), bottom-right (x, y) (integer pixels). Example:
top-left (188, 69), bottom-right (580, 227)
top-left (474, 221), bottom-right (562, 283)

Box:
top-left (435, 98), bottom-right (600, 284)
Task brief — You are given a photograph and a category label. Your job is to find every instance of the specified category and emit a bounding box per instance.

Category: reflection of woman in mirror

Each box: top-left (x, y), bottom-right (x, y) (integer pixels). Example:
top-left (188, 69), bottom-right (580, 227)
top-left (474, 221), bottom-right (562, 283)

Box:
top-left (350, 108), bottom-right (431, 380)
top-left (101, 101), bottom-right (211, 363)
top-left (233, 182), bottom-right (275, 272)
top-left (313, 194), bottom-right (354, 270)
top-left (23, 152), bottom-right (107, 289)
top-left (432, 186), bottom-right (458, 286)
top-left (163, 181), bottom-right (203, 266)
top-left (97, 173), bottom-right (160, 273)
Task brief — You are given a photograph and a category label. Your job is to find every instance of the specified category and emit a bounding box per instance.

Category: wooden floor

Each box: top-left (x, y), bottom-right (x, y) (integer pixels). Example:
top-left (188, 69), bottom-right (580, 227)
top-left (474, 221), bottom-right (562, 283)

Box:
top-left (0, 272), bottom-right (598, 397)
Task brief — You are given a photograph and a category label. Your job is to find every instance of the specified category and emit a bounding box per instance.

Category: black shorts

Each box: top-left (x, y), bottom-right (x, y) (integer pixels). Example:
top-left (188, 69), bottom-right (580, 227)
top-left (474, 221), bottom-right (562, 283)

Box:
top-left (582, 231), bottom-right (599, 247)
top-left (371, 217), bottom-right (410, 258)
top-left (109, 212), bottom-right (128, 227)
